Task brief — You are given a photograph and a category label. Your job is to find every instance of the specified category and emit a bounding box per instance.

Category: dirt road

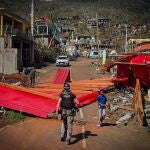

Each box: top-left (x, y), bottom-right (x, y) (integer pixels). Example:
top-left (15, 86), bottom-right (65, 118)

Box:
top-left (0, 57), bottom-right (150, 150)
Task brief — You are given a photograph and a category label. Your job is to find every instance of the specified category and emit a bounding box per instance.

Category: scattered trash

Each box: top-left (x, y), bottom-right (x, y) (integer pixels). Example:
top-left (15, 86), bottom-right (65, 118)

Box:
top-left (110, 105), bottom-right (118, 111)
top-left (0, 73), bottom-right (29, 87)
top-left (0, 107), bottom-right (6, 117)
top-left (112, 98), bottom-right (121, 103)
top-left (144, 104), bottom-right (150, 127)
top-left (122, 99), bottom-right (133, 106)
top-left (116, 112), bottom-right (133, 125)
top-left (105, 89), bottom-right (136, 126)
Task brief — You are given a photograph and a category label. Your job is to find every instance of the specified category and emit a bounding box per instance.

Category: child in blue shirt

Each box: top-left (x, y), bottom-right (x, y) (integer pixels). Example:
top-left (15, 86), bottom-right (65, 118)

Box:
top-left (97, 90), bottom-right (107, 126)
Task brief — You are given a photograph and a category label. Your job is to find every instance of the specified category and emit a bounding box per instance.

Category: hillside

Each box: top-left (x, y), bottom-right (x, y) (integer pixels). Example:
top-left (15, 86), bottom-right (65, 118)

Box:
top-left (0, 0), bottom-right (149, 24)
top-left (0, 0), bottom-right (149, 52)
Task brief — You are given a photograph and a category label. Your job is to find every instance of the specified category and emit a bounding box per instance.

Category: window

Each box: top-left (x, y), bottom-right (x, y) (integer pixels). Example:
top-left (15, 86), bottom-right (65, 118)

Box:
top-left (37, 25), bottom-right (48, 35)
top-left (93, 51), bottom-right (98, 55)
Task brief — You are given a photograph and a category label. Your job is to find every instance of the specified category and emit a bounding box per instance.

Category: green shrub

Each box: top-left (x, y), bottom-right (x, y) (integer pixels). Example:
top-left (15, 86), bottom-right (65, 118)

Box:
top-left (5, 111), bottom-right (26, 121)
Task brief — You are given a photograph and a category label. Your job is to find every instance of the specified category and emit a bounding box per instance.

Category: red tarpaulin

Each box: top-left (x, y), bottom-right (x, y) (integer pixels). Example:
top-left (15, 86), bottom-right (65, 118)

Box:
top-left (107, 54), bottom-right (150, 88)
top-left (78, 92), bottom-right (98, 107)
top-left (117, 64), bottom-right (130, 78)
top-left (51, 68), bottom-right (70, 84)
top-left (0, 85), bottom-right (57, 118)
top-left (130, 55), bottom-right (150, 64)
top-left (130, 65), bottom-right (150, 87)
top-left (0, 84), bottom-right (100, 118)
top-left (129, 55), bottom-right (150, 87)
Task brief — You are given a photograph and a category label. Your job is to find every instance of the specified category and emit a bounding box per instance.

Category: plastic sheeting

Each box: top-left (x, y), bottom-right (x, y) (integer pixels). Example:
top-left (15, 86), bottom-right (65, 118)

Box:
top-left (107, 54), bottom-right (150, 88)
top-left (51, 68), bottom-right (70, 84)
top-left (0, 84), bottom-right (57, 118)
top-left (0, 84), bottom-right (99, 118)
top-left (130, 55), bottom-right (150, 64)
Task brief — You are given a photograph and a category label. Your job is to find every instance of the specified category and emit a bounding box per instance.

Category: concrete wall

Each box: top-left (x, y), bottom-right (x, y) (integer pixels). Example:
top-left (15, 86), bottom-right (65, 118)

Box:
top-left (35, 38), bottom-right (48, 46)
top-left (0, 38), bottom-right (4, 49)
top-left (0, 48), bottom-right (18, 74)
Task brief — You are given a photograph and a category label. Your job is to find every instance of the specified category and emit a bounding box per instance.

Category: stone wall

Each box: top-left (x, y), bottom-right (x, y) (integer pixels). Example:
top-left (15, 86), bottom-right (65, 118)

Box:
top-left (0, 48), bottom-right (18, 74)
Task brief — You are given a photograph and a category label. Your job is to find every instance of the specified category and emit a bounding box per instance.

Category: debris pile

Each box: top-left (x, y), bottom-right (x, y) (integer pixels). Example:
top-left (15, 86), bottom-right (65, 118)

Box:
top-left (0, 107), bottom-right (6, 118)
top-left (106, 89), bottom-right (135, 125)
top-left (0, 73), bottom-right (29, 86)
top-left (144, 95), bottom-right (150, 127)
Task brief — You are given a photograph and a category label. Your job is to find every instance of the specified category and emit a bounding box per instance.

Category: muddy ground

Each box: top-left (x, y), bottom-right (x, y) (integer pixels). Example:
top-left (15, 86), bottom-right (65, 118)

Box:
top-left (0, 57), bottom-right (150, 150)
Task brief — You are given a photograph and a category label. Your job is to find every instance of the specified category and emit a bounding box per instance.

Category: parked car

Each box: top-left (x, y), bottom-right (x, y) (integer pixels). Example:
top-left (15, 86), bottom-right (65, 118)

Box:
top-left (89, 50), bottom-right (99, 58)
top-left (56, 55), bottom-right (69, 66)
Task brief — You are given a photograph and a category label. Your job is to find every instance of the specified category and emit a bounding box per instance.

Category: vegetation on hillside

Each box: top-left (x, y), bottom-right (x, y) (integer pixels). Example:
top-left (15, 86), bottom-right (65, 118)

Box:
top-left (0, 0), bottom-right (149, 53)
top-left (0, 0), bottom-right (149, 24)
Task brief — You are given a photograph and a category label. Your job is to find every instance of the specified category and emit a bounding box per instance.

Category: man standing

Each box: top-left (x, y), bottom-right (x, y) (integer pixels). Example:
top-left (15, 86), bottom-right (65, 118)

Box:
top-left (56, 83), bottom-right (79, 145)
top-left (29, 66), bottom-right (36, 87)
top-left (97, 90), bottom-right (107, 127)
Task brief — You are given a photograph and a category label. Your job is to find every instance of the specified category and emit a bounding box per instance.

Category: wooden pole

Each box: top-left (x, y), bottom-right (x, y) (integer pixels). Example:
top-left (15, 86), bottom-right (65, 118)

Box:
top-left (148, 89), bottom-right (150, 101)
top-left (0, 13), bottom-right (3, 36)
top-left (133, 79), bottom-right (144, 126)
top-left (96, 13), bottom-right (99, 51)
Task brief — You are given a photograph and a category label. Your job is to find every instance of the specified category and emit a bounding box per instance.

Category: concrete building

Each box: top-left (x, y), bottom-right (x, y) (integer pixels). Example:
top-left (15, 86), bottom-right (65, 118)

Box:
top-left (0, 8), bottom-right (34, 74)
top-left (34, 17), bottom-right (61, 47)
top-left (87, 18), bottom-right (111, 29)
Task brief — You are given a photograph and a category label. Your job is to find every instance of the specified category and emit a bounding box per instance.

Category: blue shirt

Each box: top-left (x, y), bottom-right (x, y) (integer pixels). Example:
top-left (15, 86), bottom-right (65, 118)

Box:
top-left (97, 95), bottom-right (107, 109)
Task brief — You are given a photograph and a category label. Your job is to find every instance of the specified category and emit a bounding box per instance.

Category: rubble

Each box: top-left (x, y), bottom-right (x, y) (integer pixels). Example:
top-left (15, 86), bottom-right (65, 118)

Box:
top-left (110, 105), bottom-right (118, 111)
top-left (105, 89), bottom-right (135, 126)
top-left (116, 112), bottom-right (133, 125)
top-left (0, 73), bottom-right (29, 86)
top-left (0, 107), bottom-right (6, 118)
top-left (144, 99), bottom-right (150, 127)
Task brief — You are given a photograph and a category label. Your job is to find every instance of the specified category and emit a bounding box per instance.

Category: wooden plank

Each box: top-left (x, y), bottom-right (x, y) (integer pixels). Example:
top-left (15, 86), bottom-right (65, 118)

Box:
top-left (133, 79), bottom-right (144, 126)
top-left (107, 102), bottom-right (134, 111)
top-left (33, 88), bottom-right (93, 94)
top-left (73, 78), bottom-right (113, 83)
top-left (117, 105), bottom-right (134, 111)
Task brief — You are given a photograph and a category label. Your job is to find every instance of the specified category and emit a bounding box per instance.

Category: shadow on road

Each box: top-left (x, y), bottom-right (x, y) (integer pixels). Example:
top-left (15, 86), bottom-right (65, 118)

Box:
top-left (102, 123), bottom-right (116, 127)
top-left (71, 131), bottom-right (97, 144)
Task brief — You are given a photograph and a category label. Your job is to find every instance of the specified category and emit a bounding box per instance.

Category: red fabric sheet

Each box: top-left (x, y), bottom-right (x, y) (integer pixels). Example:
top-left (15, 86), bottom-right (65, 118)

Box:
top-left (0, 85), bottom-right (57, 118)
top-left (78, 92), bottom-right (98, 106)
top-left (0, 84), bottom-right (107, 118)
top-left (0, 84), bottom-right (96, 118)
top-left (107, 54), bottom-right (150, 88)
top-left (130, 65), bottom-right (150, 87)
top-left (51, 69), bottom-right (70, 84)
top-left (129, 55), bottom-right (150, 87)
top-left (106, 55), bottom-right (134, 71)
top-left (130, 55), bottom-right (150, 64)
top-left (117, 64), bottom-right (130, 78)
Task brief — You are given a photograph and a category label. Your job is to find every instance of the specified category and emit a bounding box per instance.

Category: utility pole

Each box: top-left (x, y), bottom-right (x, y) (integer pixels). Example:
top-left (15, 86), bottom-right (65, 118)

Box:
top-left (31, 0), bottom-right (34, 36)
top-left (96, 13), bottom-right (99, 50)
top-left (125, 24), bottom-right (128, 53)
top-left (31, 0), bottom-right (34, 63)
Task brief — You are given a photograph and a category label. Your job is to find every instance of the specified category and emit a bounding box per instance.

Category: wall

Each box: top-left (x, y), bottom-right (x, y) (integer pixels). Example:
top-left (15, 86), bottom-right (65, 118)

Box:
top-left (0, 48), bottom-right (18, 74)
top-left (0, 37), bottom-right (4, 49)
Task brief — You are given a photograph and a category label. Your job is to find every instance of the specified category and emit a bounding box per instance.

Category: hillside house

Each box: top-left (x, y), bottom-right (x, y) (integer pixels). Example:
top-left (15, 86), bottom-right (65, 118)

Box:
top-left (87, 18), bottom-right (111, 29)
top-left (34, 17), bottom-right (61, 47)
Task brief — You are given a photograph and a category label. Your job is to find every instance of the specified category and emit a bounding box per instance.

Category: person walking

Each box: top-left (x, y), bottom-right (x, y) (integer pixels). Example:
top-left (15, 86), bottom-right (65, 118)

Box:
top-left (56, 83), bottom-right (79, 145)
top-left (97, 90), bottom-right (107, 127)
top-left (96, 65), bottom-right (100, 73)
top-left (29, 66), bottom-right (36, 87)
